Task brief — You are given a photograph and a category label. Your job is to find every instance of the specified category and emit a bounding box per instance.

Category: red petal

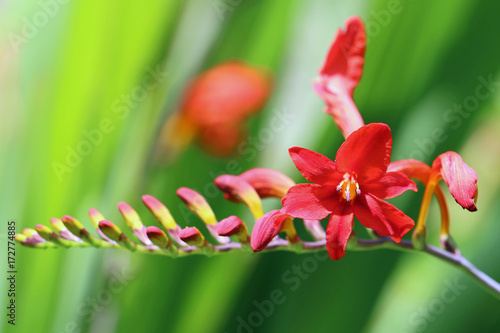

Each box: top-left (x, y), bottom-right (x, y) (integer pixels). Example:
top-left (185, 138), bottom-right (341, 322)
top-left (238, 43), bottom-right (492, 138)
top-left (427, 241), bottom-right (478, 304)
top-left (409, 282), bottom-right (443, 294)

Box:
top-left (353, 194), bottom-right (414, 241)
top-left (387, 159), bottom-right (431, 184)
top-left (288, 147), bottom-right (341, 185)
top-left (325, 205), bottom-right (354, 260)
top-left (432, 152), bottom-right (478, 211)
top-left (363, 172), bottom-right (417, 199)
top-left (336, 123), bottom-right (392, 182)
top-left (313, 80), bottom-right (364, 139)
top-left (250, 210), bottom-right (292, 252)
top-left (281, 184), bottom-right (341, 220)
top-left (319, 16), bottom-right (366, 95)
top-left (314, 16), bottom-right (366, 138)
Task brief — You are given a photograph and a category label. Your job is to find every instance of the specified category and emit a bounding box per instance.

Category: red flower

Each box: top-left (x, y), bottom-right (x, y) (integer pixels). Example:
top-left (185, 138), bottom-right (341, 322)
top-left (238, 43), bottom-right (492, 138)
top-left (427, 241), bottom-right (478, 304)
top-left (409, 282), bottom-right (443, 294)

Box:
top-left (282, 123), bottom-right (417, 260)
top-left (157, 61), bottom-right (272, 157)
top-left (313, 16), bottom-right (366, 138)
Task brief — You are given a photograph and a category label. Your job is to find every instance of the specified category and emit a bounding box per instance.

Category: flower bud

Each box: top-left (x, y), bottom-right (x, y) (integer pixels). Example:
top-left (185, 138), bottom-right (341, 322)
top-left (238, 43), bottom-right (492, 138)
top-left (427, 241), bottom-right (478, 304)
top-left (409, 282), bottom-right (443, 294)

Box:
top-left (214, 175), bottom-right (263, 219)
top-left (142, 195), bottom-right (177, 230)
top-left (176, 187), bottom-right (217, 225)
top-left (216, 216), bottom-right (249, 244)
top-left (88, 208), bottom-right (117, 244)
top-left (35, 224), bottom-right (70, 247)
top-left (50, 217), bottom-right (82, 242)
top-left (146, 226), bottom-right (170, 248)
top-left (179, 227), bottom-right (205, 247)
top-left (239, 168), bottom-right (295, 199)
top-left (99, 220), bottom-right (137, 251)
top-left (62, 215), bottom-right (103, 247)
top-left (250, 210), bottom-right (298, 252)
top-left (118, 202), bottom-right (152, 246)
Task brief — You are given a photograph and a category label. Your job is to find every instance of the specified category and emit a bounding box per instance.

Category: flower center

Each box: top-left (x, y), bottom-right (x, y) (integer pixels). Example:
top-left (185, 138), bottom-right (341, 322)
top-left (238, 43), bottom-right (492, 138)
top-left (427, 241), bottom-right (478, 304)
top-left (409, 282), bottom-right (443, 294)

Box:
top-left (336, 172), bottom-right (361, 203)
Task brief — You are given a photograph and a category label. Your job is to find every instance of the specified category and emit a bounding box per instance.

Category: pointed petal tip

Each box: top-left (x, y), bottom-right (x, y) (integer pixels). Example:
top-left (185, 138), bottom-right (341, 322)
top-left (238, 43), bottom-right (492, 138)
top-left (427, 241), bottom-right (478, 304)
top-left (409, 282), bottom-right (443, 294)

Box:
top-left (325, 207), bottom-right (354, 261)
top-left (176, 187), bottom-right (199, 201)
top-left (288, 146), bottom-right (341, 185)
top-left (117, 201), bottom-right (133, 213)
top-left (142, 194), bottom-right (165, 212)
top-left (61, 215), bottom-right (75, 223)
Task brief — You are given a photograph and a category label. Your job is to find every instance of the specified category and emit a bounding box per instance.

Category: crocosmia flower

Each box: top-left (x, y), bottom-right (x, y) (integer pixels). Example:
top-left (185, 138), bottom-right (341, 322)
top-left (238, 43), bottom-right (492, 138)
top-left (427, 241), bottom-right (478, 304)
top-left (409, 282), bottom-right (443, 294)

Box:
top-left (158, 60), bottom-right (272, 157)
top-left (313, 16), bottom-right (366, 139)
top-left (282, 123), bottom-right (417, 260)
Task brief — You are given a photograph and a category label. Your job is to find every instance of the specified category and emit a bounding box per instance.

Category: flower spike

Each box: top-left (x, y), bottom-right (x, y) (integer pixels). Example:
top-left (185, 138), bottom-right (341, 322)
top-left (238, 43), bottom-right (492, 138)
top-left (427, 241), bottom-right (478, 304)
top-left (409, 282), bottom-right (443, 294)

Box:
top-left (13, 14), bottom-right (500, 301)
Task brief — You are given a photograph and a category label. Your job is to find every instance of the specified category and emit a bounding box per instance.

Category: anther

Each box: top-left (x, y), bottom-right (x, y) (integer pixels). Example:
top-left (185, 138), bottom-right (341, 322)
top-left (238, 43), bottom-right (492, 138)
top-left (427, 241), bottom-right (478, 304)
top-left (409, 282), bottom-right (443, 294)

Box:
top-left (336, 181), bottom-right (344, 192)
top-left (345, 189), bottom-right (351, 202)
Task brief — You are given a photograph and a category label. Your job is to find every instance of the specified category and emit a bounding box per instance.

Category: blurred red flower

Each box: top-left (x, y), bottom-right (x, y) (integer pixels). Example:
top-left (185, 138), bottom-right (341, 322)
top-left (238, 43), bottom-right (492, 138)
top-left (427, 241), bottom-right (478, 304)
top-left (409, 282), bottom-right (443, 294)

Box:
top-left (158, 61), bottom-right (272, 158)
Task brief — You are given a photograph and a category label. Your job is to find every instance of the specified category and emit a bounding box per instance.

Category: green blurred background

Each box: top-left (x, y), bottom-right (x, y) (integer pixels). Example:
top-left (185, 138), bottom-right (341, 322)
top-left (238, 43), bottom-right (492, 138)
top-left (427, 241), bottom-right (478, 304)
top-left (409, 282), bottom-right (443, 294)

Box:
top-left (1, 0), bottom-right (500, 332)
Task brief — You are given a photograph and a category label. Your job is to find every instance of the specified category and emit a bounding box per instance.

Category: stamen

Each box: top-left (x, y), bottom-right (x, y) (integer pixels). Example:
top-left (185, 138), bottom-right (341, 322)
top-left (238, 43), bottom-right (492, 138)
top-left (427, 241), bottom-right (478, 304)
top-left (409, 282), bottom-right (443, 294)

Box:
top-left (336, 181), bottom-right (344, 192)
top-left (345, 188), bottom-right (351, 202)
top-left (336, 172), bottom-right (360, 203)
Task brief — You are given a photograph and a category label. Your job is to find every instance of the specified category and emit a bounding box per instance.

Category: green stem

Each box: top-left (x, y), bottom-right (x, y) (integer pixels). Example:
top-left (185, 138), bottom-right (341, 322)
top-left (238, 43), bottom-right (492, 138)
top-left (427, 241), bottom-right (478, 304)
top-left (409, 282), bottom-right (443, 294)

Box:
top-left (353, 238), bottom-right (500, 300)
top-left (19, 235), bottom-right (500, 299)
